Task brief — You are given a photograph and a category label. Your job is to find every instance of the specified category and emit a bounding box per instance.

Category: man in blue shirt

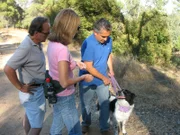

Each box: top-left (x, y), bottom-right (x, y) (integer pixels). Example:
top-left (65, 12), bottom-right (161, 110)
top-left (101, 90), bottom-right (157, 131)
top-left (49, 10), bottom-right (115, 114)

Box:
top-left (79, 18), bottom-right (114, 135)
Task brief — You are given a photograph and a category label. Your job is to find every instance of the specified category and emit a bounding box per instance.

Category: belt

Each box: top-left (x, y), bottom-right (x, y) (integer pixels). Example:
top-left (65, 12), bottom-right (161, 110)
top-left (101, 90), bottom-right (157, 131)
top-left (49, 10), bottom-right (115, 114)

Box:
top-left (30, 83), bottom-right (44, 86)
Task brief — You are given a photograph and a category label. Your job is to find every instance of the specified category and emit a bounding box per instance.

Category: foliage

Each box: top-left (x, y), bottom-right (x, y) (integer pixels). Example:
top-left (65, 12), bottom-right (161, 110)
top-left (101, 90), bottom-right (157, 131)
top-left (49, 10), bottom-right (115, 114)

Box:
top-left (117, 0), bottom-right (174, 66)
top-left (0, 0), bottom-right (24, 28)
top-left (1, 0), bottom-right (180, 67)
top-left (42, 0), bottom-right (78, 26)
top-left (75, 0), bottom-right (122, 42)
top-left (21, 1), bottom-right (45, 28)
top-left (171, 55), bottom-right (180, 67)
top-left (137, 11), bottom-right (172, 65)
top-left (167, 13), bottom-right (180, 51)
top-left (175, 36), bottom-right (180, 51)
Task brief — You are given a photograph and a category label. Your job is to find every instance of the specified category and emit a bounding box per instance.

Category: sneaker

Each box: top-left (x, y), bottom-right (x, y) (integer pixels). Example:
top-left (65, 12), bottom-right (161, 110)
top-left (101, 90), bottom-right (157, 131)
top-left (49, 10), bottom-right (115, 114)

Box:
top-left (82, 126), bottom-right (89, 134)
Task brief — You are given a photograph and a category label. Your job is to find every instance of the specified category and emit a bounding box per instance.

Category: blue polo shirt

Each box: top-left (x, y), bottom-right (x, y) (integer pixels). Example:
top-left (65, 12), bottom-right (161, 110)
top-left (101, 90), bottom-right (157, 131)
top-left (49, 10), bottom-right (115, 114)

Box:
top-left (79, 34), bottom-right (112, 86)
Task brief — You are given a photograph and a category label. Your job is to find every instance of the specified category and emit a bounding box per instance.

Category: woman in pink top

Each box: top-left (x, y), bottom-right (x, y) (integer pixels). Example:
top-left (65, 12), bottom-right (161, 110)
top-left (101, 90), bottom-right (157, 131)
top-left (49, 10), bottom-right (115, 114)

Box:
top-left (47, 9), bottom-right (93, 135)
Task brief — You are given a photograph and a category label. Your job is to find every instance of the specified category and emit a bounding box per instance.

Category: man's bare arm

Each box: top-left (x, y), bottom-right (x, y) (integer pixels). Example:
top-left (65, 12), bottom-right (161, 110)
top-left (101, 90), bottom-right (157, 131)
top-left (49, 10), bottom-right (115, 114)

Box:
top-left (4, 65), bottom-right (36, 94)
top-left (4, 65), bottom-right (22, 90)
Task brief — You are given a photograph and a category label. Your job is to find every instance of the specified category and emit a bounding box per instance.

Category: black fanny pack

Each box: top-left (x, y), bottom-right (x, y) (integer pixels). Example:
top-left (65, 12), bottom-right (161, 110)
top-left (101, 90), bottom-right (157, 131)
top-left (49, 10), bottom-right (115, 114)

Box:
top-left (43, 70), bottom-right (65, 99)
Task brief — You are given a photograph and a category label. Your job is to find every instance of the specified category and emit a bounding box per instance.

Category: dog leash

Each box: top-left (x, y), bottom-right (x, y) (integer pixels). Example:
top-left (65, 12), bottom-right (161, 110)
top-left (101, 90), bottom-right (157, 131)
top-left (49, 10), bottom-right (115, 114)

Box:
top-left (109, 75), bottom-right (125, 99)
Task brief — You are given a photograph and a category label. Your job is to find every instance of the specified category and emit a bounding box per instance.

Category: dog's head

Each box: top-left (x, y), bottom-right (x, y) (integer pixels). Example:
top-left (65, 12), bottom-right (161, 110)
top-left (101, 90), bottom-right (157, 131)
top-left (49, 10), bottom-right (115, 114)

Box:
top-left (117, 89), bottom-right (136, 105)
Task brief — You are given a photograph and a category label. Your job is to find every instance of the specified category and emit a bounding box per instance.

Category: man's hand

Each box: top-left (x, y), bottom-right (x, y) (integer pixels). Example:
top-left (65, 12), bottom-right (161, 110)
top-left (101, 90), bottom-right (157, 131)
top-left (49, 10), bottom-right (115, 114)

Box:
top-left (20, 82), bottom-right (37, 95)
top-left (108, 71), bottom-right (114, 77)
top-left (102, 77), bottom-right (111, 85)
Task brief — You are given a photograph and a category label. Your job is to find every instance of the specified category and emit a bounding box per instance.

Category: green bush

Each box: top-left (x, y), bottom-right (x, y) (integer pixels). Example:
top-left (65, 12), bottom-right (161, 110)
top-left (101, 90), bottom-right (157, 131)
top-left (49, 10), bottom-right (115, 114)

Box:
top-left (171, 55), bottom-right (180, 67)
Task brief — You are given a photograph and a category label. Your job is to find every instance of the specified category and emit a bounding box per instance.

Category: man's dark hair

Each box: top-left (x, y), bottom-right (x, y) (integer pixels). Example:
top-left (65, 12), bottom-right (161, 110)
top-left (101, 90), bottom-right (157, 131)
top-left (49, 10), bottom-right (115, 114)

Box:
top-left (28, 16), bottom-right (48, 36)
top-left (93, 18), bottom-right (112, 33)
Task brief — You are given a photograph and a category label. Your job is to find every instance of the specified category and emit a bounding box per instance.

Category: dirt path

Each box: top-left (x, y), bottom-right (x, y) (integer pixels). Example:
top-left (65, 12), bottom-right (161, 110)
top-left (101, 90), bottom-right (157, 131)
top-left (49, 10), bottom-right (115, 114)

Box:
top-left (0, 49), bottom-right (106, 135)
top-left (0, 48), bottom-right (152, 135)
top-left (0, 28), bottom-right (105, 135)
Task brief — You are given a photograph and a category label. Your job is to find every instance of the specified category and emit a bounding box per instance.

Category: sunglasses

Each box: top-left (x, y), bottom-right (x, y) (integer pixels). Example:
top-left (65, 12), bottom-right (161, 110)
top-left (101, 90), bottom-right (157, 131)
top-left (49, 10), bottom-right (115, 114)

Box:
top-left (40, 31), bottom-right (50, 36)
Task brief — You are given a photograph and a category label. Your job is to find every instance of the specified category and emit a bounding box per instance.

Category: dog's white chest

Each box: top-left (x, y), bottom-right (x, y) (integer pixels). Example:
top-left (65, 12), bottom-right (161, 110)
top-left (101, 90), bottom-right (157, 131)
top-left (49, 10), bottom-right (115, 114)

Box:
top-left (114, 100), bottom-right (134, 122)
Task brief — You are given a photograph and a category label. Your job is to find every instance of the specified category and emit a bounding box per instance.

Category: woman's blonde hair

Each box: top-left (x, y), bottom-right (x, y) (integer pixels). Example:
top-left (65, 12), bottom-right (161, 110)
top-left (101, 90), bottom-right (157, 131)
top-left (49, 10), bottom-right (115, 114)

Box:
top-left (48, 8), bottom-right (80, 45)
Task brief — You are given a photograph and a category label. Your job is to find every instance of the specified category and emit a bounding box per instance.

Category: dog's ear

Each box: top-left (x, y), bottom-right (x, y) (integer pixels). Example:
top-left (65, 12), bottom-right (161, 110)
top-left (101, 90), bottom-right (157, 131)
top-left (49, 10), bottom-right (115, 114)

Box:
top-left (131, 93), bottom-right (136, 99)
top-left (126, 89), bottom-right (136, 99)
top-left (126, 89), bottom-right (136, 97)
top-left (122, 89), bottom-right (136, 99)
top-left (124, 89), bottom-right (131, 93)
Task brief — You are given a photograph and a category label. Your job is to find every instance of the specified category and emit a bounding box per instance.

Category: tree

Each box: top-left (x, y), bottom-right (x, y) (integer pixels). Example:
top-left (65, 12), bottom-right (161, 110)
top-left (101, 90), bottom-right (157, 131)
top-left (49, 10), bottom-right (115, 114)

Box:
top-left (21, 0), bottom-right (45, 28)
top-left (15, 0), bottom-right (29, 9)
top-left (75, 0), bottom-right (122, 43)
top-left (14, 0), bottom-right (177, 66)
top-left (42, 0), bottom-right (75, 26)
top-left (0, 0), bottom-right (24, 28)
top-left (139, 11), bottom-right (171, 65)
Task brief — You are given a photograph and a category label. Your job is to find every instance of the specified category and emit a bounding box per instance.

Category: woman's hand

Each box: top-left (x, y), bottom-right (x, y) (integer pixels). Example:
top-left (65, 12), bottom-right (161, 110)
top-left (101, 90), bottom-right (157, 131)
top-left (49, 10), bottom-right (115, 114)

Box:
top-left (76, 61), bottom-right (86, 70)
top-left (82, 74), bottom-right (93, 82)
top-left (108, 70), bottom-right (115, 77)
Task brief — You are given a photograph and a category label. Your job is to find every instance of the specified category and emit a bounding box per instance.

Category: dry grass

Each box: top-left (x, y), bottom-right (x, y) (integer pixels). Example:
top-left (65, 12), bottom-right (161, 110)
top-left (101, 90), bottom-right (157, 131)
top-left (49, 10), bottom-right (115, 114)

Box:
top-left (113, 56), bottom-right (180, 134)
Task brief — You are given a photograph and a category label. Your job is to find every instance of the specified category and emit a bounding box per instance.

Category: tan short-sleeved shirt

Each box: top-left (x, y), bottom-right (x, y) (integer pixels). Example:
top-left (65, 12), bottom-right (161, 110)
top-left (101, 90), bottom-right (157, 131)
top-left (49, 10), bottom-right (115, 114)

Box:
top-left (7, 35), bottom-right (46, 84)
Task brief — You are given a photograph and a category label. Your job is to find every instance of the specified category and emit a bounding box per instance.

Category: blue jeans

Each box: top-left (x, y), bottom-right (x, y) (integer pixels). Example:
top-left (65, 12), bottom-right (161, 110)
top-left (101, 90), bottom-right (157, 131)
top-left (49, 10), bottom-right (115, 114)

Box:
top-left (19, 86), bottom-right (46, 128)
top-left (79, 84), bottom-right (109, 131)
top-left (50, 94), bottom-right (82, 135)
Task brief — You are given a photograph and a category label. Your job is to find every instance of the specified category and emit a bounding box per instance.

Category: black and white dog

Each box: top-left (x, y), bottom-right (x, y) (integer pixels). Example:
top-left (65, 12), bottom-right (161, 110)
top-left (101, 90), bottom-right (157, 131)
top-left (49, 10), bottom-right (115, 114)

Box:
top-left (96, 89), bottom-right (135, 135)
top-left (97, 89), bottom-right (136, 135)
top-left (109, 89), bottom-right (136, 135)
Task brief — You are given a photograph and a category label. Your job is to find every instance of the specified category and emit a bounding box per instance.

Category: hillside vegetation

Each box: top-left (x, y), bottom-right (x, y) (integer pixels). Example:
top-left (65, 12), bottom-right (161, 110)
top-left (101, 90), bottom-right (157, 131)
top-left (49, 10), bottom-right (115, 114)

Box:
top-left (1, 0), bottom-right (180, 67)
top-left (112, 56), bottom-right (180, 134)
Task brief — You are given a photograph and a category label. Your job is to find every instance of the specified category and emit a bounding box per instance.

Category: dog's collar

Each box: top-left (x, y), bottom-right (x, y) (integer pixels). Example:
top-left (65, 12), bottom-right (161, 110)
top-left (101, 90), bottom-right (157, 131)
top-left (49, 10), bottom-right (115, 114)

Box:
top-left (119, 106), bottom-right (130, 113)
top-left (116, 96), bottom-right (125, 99)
